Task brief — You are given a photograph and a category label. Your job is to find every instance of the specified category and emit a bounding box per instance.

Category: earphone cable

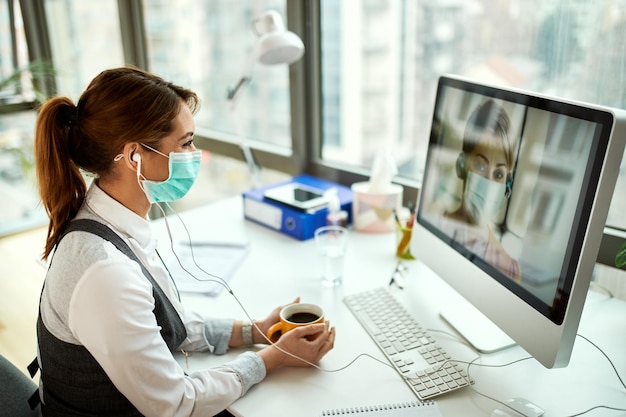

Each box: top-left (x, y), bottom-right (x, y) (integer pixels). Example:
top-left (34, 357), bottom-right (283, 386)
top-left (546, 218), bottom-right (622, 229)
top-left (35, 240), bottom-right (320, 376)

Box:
top-left (157, 202), bottom-right (391, 372)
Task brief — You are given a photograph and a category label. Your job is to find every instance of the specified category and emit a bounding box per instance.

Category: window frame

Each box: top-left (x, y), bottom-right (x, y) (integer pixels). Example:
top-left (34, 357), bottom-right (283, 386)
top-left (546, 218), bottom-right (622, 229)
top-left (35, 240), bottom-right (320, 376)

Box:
top-left (117, 0), bottom-right (148, 70)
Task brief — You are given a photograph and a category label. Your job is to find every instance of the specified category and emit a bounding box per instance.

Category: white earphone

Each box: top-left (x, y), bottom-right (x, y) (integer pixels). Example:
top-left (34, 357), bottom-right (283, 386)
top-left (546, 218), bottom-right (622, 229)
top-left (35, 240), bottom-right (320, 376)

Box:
top-left (132, 153), bottom-right (142, 183)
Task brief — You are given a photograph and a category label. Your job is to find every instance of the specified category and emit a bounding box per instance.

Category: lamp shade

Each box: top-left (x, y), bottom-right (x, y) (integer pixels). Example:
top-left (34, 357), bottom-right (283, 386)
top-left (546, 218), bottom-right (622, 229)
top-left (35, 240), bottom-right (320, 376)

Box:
top-left (253, 10), bottom-right (304, 65)
top-left (257, 31), bottom-right (304, 65)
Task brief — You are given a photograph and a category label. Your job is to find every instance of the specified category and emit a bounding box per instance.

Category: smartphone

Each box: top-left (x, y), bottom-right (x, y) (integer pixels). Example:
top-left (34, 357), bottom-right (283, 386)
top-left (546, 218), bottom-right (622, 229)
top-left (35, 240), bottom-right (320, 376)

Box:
top-left (263, 183), bottom-right (328, 211)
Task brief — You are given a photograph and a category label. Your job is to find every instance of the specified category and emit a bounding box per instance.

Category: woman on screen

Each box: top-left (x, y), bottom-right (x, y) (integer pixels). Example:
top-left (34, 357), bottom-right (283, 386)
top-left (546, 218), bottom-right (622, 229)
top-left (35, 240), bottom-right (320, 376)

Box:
top-left (32, 66), bottom-right (335, 417)
top-left (444, 99), bottom-right (521, 282)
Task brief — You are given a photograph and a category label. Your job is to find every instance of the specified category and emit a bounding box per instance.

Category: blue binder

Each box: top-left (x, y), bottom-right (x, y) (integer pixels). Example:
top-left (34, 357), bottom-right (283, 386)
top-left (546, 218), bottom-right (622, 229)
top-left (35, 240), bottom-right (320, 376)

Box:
top-left (242, 175), bottom-right (353, 240)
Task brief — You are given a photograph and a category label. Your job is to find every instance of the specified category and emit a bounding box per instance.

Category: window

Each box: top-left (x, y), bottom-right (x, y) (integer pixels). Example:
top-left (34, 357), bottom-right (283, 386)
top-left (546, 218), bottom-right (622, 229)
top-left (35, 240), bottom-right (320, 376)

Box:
top-left (316, 0), bottom-right (626, 233)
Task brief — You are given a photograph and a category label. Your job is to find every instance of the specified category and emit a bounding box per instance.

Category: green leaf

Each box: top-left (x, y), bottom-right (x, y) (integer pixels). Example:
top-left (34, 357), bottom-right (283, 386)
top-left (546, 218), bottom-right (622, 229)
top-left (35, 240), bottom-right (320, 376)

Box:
top-left (616, 241), bottom-right (626, 268)
top-left (0, 60), bottom-right (56, 104)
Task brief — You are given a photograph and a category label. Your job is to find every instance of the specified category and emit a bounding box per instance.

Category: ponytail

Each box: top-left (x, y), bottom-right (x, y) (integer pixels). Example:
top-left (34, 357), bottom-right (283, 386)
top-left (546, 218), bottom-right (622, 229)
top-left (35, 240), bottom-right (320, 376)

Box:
top-left (34, 97), bottom-right (87, 259)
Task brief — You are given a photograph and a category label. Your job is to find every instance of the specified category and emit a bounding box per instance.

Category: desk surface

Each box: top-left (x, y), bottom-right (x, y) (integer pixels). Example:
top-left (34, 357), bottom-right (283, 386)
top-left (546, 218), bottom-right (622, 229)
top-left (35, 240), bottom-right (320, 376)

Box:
top-left (157, 197), bottom-right (626, 417)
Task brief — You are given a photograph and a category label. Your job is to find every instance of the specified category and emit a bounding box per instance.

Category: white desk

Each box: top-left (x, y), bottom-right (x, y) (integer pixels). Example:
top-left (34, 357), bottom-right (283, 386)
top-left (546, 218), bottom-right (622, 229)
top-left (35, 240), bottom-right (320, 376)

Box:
top-left (157, 197), bottom-right (626, 417)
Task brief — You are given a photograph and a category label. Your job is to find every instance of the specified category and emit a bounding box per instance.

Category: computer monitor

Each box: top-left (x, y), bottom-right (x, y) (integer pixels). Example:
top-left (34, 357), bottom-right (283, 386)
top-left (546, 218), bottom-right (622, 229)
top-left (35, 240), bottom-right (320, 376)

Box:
top-left (413, 74), bottom-right (626, 368)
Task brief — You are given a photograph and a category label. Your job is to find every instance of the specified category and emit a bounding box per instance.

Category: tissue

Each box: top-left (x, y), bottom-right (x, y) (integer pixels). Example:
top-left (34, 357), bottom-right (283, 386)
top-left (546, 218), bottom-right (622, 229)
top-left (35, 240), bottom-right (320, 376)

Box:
top-left (351, 150), bottom-right (403, 233)
top-left (368, 150), bottom-right (398, 193)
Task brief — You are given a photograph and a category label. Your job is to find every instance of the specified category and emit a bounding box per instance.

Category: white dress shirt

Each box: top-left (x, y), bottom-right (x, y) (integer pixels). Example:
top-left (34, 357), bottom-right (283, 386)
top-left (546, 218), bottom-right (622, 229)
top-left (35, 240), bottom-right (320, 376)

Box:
top-left (39, 183), bottom-right (265, 416)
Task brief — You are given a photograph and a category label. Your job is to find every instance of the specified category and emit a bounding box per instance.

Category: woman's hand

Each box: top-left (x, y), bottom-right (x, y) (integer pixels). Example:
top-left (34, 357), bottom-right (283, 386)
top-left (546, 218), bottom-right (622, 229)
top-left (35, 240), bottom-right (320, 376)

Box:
top-left (251, 297), bottom-right (300, 345)
top-left (257, 320), bottom-right (336, 372)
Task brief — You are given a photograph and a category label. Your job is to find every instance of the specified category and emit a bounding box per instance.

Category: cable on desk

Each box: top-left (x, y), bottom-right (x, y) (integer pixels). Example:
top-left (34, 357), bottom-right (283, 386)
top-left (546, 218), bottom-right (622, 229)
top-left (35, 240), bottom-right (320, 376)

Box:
top-left (568, 405), bottom-right (626, 417)
top-left (576, 334), bottom-right (625, 390)
top-left (465, 356), bottom-right (535, 417)
top-left (456, 333), bottom-right (626, 417)
top-left (563, 334), bottom-right (626, 417)
top-left (415, 327), bottom-right (537, 416)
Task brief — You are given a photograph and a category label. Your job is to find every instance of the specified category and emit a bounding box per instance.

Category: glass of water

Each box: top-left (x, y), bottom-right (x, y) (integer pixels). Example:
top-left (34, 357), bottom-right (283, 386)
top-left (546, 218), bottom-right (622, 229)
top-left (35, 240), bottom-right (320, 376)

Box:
top-left (314, 225), bottom-right (349, 287)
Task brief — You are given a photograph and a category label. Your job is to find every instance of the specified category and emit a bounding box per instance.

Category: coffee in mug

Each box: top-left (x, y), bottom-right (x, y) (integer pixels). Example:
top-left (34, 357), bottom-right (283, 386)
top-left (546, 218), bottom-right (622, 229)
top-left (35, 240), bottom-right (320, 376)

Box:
top-left (266, 303), bottom-right (324, 342)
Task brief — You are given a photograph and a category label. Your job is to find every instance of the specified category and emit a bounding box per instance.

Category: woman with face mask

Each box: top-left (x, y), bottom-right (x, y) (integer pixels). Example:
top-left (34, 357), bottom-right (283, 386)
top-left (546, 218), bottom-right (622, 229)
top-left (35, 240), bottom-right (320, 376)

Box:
top-left (445, 99), bottom-right (521, 282)
top-left (33, 66), bottom-right (335, 417)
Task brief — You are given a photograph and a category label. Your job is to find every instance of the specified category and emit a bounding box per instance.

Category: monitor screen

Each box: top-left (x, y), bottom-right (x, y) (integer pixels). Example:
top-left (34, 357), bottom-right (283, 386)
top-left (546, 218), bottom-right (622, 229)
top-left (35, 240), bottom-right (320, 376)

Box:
top-left (413, 75), bottom-right (626, 368)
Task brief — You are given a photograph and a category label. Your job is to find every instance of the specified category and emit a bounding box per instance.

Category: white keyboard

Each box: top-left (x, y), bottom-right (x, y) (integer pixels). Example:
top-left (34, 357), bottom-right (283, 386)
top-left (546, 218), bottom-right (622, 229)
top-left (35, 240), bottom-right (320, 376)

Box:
top-left (344, 287), bottom-right (473, 400)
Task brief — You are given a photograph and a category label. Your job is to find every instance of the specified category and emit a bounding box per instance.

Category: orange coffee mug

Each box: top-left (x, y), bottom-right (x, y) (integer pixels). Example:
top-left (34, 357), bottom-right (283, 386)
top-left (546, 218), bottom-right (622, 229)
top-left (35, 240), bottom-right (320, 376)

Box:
top-left (266, 303), bottom-right (324, 342)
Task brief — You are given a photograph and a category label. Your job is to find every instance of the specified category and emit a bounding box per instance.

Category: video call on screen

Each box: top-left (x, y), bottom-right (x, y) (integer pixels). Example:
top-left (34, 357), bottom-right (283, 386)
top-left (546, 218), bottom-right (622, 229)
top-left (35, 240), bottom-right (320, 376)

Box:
top-left (419, 84), bottom-right (604, 314)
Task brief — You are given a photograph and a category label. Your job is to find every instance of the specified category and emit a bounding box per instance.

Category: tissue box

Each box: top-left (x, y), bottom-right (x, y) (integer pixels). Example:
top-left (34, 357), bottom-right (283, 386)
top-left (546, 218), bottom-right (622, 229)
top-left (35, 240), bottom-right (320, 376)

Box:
top-left (351, 182), bottom-right (403, 233)
top-left (242, 175), bottom-right (353, 240)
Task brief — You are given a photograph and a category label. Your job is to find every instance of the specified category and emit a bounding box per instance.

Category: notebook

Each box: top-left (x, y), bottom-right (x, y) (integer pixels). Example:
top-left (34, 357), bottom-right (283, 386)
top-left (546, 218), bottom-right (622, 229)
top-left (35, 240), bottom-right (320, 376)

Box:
top-left (321, 401), bottom-right (442, 417)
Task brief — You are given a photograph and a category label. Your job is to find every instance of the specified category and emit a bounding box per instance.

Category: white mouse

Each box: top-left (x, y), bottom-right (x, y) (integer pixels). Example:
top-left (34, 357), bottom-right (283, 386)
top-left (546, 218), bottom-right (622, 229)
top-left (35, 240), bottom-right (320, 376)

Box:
top-left (491, 397), bottom-right (545, 417)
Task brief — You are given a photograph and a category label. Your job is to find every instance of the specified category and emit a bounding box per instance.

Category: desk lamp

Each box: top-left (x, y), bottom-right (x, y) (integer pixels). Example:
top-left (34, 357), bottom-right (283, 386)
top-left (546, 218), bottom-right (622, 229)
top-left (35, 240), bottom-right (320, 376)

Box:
top-left (227, 9), bottom-right (305, 188)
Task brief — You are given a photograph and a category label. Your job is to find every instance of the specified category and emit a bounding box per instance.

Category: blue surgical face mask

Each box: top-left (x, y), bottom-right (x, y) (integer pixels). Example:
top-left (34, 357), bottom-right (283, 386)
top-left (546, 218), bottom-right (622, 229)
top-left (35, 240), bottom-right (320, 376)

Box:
top-left (138, 144), bottom-right (202, 203)
top-left (463, 171), bottom-right (506, 225)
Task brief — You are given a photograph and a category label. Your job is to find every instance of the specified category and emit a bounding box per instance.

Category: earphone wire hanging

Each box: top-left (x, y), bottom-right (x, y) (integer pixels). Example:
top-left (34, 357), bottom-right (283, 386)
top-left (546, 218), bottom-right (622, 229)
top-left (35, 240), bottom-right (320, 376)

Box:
top-left (156, 201), bottom-right (394, 372)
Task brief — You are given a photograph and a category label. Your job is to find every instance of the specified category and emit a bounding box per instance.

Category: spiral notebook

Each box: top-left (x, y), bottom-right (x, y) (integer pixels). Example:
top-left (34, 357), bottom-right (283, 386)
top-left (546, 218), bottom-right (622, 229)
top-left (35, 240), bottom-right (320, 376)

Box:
top-left (321, 401), bottom-right (442, 417)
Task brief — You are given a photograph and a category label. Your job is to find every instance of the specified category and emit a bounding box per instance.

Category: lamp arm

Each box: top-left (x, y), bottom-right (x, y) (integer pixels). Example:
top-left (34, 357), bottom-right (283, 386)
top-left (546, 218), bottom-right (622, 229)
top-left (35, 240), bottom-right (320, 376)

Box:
top-left (227, 38), bottom-right (259, 104)
top-left (227, 71), bottom-right (261, 189)
top-left (227, 76), bottom-right (252, 101)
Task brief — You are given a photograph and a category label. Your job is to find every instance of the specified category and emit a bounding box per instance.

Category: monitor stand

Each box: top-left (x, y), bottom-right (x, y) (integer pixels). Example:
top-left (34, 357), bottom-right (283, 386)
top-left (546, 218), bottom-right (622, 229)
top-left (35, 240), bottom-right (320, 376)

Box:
top-left (440, 302), bottom-right (517, 353)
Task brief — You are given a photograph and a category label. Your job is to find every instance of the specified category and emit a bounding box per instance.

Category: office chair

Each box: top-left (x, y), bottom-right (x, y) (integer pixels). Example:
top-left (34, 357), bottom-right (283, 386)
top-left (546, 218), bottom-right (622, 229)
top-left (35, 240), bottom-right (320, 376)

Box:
top-left (0, 354), bottom-right (40, 416)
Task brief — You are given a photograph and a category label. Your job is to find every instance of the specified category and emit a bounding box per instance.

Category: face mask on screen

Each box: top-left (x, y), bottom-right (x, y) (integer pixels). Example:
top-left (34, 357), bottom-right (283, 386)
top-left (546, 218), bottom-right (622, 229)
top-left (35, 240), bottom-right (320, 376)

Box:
top-left (463, 171), bottom-right (506, 225)
top-left (138, 145), bottom-right (202, 203)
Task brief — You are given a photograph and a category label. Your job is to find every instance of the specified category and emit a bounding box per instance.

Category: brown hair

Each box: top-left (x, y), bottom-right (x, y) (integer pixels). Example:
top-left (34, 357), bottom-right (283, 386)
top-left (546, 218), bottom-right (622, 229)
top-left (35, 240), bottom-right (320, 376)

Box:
top-left (34, 66), bottom-right (200, 259)
top-left (462, 99), bottom-right (514, 168)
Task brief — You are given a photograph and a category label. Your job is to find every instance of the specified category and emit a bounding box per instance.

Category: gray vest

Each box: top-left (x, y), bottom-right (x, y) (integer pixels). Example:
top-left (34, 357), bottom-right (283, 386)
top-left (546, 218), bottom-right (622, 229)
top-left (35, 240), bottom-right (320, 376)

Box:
top-left (36, 219), bottom-right (187, 417)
